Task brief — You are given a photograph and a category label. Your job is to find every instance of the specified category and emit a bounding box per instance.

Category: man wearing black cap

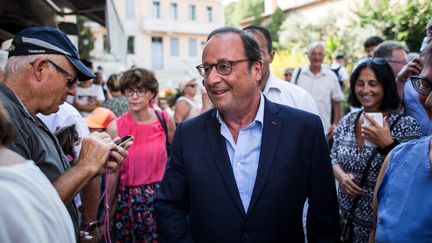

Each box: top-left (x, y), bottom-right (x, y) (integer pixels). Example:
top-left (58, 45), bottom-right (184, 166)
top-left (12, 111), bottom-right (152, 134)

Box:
top-left (0, 26), bottom-right (130, 238)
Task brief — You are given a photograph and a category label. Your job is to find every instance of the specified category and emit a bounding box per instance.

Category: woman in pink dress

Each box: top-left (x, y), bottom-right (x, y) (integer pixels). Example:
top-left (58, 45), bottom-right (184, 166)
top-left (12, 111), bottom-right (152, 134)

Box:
top-left (107, 68), bottom-right (175, 242)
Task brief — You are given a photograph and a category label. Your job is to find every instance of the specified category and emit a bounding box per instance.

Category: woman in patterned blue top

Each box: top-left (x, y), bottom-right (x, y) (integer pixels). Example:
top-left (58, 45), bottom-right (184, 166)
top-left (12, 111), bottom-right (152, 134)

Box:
top-left (331, 59), bottom-right (422, 243)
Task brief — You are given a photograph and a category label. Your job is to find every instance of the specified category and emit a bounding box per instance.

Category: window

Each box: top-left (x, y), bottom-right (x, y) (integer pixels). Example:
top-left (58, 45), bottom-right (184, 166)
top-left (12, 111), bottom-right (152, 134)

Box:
top-left (127, 36), bottom-right (135, 54)
top-left (188, 5), bottom-right (196, 21)
top-left (170, 38), bottom-right (179, 57)
top-left (152, 1), bottom-right (160, 19)
top-left (170, 3), bottom-right (178, 20)
top-left (152, 37), bottom-right (164, 69)
top-left (103, 34), bottom-right (109, 51)
top-left (207, 6), bottom-right (213, 22)
top-left (126, 0), bottom-right (134, 19)
top-left (188, 38), bottom-right (197, 57)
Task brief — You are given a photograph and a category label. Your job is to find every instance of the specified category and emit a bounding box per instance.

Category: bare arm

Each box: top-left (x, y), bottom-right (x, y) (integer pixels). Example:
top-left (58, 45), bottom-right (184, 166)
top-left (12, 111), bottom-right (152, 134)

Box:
top-left (327, 100), bottom-right (343, 138)
top-left (166, 114), bottom-right (176, 144)
top-left (369, 153), bottom-right (391, 243)
top-left (333, 163), bottom-right (363, 198)
top-left (80, 176), bottom-right (101, 225)
top-left (105, 121), bottom-right (121, 217)
top-left (332, 100), bottom-right (343, 125)
top-left (53, 132), bottom-right (127, 204)
top-left (174, 101), bottom-right (191, 124)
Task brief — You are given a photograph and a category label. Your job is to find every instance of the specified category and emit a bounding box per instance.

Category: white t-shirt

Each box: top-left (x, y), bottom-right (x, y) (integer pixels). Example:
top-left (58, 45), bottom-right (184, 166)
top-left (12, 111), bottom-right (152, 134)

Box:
top-left (330, 63), bottom-right (349, 81)
top-left (37, 102), bottom-right (90, 158)
top-left (263, 73), bottom-right (319, 115)
top-left (0, 160), bottom-right (76, 243)
top-left (67, 84), bottom-right (105, 117)
top-left (293, 66), bottom-right (345, 133)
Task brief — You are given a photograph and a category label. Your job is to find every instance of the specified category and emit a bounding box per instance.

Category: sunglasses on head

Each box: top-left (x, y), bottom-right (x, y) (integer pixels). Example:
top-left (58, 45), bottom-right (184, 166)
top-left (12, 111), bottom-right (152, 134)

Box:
top-left (368, 57), bottom-right (388, 65)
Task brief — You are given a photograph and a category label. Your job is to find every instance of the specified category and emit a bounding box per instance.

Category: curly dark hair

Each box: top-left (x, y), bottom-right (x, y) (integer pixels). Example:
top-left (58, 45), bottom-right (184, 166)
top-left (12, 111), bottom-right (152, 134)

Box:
top-left (120, 68), bottom-right (159, 101)
top-left (348, 60), bottom-right (400, 110)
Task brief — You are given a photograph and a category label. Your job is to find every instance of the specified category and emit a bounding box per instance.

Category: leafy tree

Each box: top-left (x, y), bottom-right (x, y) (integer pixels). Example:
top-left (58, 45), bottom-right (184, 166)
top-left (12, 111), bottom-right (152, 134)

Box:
top-left (224, 2), bottom-right (237, 26)
top-left (224, 0), bottom-right (264, 26)
top-left (356, 0), bottom-right (432, 52)
top-left (265, 7), bottom-right (284, 45)
top-left (77, 16), bottom-right (95, 60)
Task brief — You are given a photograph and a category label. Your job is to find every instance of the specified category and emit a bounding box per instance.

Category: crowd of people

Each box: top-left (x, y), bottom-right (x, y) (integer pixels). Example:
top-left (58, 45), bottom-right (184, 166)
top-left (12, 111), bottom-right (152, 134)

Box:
top-left (0, 19), bottom-right (431, 243)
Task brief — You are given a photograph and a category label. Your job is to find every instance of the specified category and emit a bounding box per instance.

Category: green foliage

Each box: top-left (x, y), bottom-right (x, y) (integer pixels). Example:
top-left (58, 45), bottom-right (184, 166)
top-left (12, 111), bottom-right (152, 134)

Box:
top-left (265, 7), bottom-right (284, 44)
top-left (224, 0), bottom-right (264, 26)
top-left (356, 0), bottom-right (432, 52)
top-left (278, 14), bottom-right (372, 72)
top-left (77, 16), bottom-right (95, 60)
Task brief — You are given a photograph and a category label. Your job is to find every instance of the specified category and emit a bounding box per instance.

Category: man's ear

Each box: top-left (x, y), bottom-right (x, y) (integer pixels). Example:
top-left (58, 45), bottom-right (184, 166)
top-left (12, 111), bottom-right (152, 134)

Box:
top-left (269, 50), bottom-right (275, 64)
top-left (252, 60), bottom-right (263, 84)
top-left (30, 57), bottom-right (47, 82)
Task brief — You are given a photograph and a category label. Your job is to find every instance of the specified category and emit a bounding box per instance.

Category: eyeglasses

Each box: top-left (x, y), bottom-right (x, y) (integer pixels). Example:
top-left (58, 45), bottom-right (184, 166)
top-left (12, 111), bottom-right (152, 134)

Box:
top-left (124, 88), bottom-right (147, 97)
top-left (187, 83), bottom-right (198, 88)
top-left (410, 75), bottom-right (432, 96)
top-left (388, 59), bottom-right (407, 65)
top-left (368, 57), bottom-right (388, 65)
top-left (196, 59), bottom-right (249, 78)
top-left (46, 60), bottom-right (79, 88)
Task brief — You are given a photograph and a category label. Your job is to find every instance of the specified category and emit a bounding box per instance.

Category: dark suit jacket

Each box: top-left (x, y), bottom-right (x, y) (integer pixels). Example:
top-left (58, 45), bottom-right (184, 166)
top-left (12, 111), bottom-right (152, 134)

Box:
top-left (155, 98), bottom-right (340, 243)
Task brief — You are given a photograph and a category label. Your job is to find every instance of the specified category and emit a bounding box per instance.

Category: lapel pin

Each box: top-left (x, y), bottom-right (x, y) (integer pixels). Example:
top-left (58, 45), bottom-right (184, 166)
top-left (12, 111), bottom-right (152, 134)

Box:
top-left (271, 121), bottom-right (277, 125)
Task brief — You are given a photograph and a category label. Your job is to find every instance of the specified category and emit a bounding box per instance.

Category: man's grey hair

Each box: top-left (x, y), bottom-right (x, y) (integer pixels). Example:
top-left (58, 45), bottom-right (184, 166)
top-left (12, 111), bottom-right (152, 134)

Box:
top-left (0, 50), bottom-right (7, 72)
top-left (307, 41), bottom-right (326, 56)
top-left (4, 54), bottom-right (63, 78)
top-left (373, 40), bottom-right (409, 59)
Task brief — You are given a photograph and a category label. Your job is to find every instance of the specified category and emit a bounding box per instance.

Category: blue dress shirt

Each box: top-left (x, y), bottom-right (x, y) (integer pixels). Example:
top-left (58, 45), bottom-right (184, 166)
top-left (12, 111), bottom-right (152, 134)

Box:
top-left (216, 93), bottom-right (264, 213)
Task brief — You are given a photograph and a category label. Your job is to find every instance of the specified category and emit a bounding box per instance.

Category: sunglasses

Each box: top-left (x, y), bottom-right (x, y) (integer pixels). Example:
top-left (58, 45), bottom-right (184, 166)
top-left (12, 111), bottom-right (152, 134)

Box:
top-left (187, 83), bottom-right (198, 88)
top-left (368, 57), bottom-right (388, 65)
top-left (46, 60), bottom-right (79, 88)
top-left (410, 75), bottom-right (432, 96)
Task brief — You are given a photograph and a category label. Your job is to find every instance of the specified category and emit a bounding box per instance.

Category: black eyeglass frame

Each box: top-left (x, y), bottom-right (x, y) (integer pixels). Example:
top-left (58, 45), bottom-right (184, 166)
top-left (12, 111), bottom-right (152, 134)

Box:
top-left (410, 75), bottom-right (432, 96)
top-left (196, 59), bottom-right (250, 78)
top-left (46, 60), bottom-right (79, 88)
top-left (123, 88), bottom-right (148, 97)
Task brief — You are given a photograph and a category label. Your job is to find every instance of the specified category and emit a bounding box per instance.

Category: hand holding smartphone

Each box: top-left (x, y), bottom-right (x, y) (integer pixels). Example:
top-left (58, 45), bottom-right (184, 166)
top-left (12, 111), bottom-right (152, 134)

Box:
top-left (115, 135), bottom-right (134, 147)
top-left (363, 112), bottom-right (383, 147)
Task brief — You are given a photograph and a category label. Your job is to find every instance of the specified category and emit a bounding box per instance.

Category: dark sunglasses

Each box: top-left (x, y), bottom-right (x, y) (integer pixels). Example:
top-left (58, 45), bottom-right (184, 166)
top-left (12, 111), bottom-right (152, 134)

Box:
top-left (368, 57), bottom-right (387, 65)
top-left (410, 75), bottom-right (432, 96)
top-left (187, 83), bottom-right (198, 88)
top-left (29, 59), bottom-right (79, 88)
top-left (46, 60), bottom-right (79, 88)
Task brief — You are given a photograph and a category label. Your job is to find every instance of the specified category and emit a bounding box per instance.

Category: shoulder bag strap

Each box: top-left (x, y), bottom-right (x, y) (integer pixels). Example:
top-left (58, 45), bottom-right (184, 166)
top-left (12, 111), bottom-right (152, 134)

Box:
top-left (348, 113), bottom-right (403, 214)
top-left (294, 68), bottom-right (301, 85)
top-left (154, 110), bottom-right (168, 138)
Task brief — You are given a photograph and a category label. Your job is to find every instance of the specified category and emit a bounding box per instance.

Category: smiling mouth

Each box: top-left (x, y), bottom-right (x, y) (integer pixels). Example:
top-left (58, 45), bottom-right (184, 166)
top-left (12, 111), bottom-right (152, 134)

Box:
top-left (210, 88), bottom-right (228, 96)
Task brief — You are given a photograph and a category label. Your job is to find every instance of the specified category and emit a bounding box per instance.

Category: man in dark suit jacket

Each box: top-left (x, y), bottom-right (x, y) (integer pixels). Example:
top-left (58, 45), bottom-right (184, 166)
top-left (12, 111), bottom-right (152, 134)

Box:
top-left (155, 27), bottom-right (340, 243)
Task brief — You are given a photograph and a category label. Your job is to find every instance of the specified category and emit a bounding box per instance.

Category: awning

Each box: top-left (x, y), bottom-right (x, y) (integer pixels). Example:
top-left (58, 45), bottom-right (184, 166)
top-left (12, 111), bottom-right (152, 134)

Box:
top-left (0, 0), bottom-right (106, 43)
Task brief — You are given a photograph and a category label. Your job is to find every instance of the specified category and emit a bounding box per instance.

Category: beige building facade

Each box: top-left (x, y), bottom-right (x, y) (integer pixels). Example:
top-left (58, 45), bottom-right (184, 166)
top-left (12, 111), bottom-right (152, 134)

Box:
top-left (242, 0), bottom-right (354, 28)
top-left (91, 0), bottom-right (224, 89)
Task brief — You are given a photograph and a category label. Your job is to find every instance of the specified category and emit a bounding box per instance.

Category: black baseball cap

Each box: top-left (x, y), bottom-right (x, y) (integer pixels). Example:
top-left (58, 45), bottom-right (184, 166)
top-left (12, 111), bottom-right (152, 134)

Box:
top-left (7, 26), bottom-right (95, 81)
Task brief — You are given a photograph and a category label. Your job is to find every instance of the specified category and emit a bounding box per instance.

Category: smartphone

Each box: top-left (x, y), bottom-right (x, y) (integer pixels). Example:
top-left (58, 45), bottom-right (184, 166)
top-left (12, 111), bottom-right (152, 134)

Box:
top-left (363, 112), bottom-right (383, 147)
top-left (115, 135), bottom-right (133, 147)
